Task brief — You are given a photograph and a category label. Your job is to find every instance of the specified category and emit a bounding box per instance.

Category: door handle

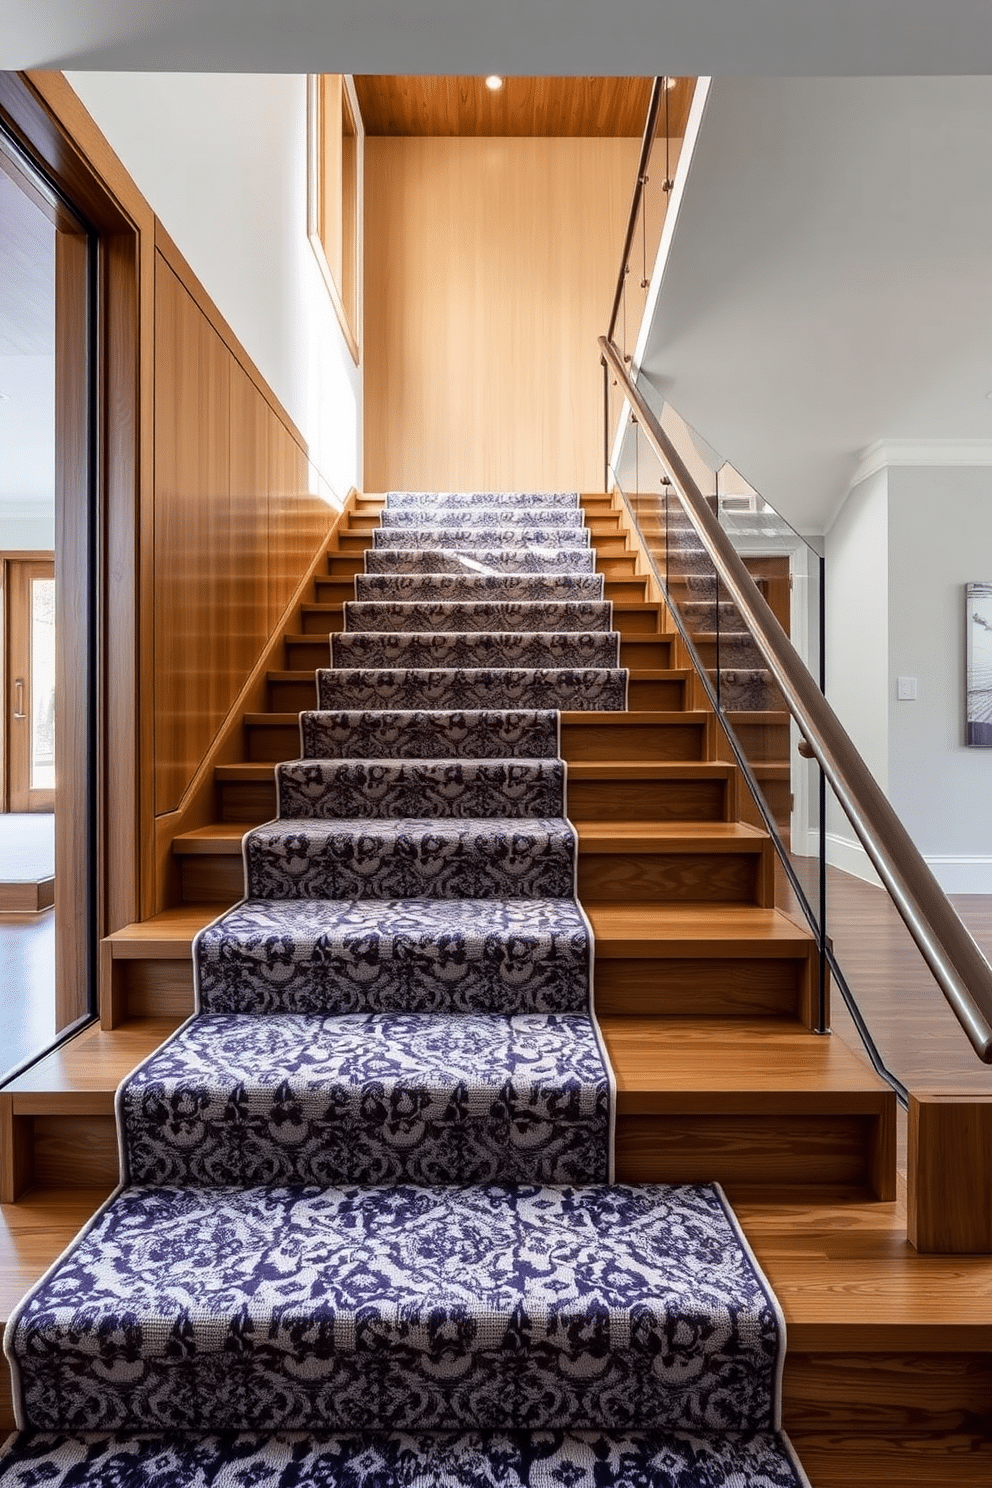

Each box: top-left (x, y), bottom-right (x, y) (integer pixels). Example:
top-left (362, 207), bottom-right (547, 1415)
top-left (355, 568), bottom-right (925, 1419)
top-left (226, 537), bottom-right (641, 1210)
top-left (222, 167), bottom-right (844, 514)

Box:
top-left (13, 678), bottom-right (27, 719)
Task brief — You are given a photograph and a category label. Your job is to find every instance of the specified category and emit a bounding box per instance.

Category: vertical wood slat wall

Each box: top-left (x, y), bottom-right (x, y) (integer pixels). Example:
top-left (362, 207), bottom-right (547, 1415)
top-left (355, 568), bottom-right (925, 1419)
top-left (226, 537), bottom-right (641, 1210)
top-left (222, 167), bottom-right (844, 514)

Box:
top-left (153, 254), bottom-right (332, 820)
top-left (363, 136), bottom-right (638, 495)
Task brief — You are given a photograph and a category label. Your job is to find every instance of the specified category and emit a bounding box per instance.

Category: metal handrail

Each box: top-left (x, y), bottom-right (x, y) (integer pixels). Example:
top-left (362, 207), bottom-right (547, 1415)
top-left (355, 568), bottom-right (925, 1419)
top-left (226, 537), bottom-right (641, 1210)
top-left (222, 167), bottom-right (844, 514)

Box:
top-left (606, 78), bottom-right (665, 346)
top-left (601, 332), bottom-right (992, 1062)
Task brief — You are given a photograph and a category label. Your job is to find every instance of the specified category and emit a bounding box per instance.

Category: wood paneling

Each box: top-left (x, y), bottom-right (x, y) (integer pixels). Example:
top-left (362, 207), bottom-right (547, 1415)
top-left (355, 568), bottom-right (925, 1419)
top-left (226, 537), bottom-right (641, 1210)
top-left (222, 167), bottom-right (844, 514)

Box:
top-left (364, 136), bottom-right (637, 493)
top-left (354, 76), bottom-right (695, 140)
top-left (908, 1094), bottom-right (992, 1253)
top-left (153, 255), bottom-right (332, 819)
top-left (53, 224), bottom-right (91, 1032)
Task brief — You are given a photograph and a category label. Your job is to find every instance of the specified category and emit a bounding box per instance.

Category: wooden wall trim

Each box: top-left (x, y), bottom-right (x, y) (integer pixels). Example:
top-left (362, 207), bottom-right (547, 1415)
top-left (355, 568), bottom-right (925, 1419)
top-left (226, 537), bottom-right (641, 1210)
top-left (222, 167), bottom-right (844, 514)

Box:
top-left (0, 74), bottom-right (153, 967)
top-left (18, 73), bottom-right (151, 234)
top-left (150, 489), bottom-right (357, 911)
top-left (153, 219), bottom-right (309, 456)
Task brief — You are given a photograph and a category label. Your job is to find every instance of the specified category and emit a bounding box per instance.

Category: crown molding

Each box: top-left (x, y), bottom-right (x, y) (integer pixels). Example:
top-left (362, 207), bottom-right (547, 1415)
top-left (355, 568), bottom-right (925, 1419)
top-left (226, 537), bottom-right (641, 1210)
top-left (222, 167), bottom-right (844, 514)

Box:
top-left (850, 438), bottom-right (992, 490)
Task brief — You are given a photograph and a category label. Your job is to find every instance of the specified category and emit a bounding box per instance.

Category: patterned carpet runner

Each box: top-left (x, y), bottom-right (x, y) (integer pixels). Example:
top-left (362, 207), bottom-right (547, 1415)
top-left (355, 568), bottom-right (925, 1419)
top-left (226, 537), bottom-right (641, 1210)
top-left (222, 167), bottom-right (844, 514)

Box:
top-left (1, 490), bottom-right (807, 1487)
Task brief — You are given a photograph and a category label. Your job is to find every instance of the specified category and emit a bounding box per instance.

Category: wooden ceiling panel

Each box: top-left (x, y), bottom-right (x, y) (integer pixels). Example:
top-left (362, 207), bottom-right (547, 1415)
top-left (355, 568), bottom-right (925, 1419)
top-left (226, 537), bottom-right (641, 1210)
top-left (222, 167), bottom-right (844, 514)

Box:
top-left (353, 76), bottom-right (694, 138)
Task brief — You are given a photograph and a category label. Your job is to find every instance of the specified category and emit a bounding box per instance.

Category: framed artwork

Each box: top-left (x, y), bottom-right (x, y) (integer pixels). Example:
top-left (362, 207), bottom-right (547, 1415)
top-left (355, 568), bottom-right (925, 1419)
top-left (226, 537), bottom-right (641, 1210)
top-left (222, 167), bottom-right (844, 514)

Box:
top-left (966, 581), bottom-right (992, 747)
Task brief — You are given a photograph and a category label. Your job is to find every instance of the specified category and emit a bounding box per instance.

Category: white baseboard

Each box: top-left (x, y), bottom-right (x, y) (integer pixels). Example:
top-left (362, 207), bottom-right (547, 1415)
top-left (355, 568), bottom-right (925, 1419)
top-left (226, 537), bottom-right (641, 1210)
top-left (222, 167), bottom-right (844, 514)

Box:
top-left (808, 831), bottom-right (992, 894)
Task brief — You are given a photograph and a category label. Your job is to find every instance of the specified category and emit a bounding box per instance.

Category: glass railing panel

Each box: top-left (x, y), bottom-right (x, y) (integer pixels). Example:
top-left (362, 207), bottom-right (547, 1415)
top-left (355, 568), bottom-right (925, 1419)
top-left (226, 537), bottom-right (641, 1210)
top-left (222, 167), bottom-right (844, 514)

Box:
top-left (820, 774), bottom-right (992, 1102)
top-left (612, 386), bottom-right (830, 1033)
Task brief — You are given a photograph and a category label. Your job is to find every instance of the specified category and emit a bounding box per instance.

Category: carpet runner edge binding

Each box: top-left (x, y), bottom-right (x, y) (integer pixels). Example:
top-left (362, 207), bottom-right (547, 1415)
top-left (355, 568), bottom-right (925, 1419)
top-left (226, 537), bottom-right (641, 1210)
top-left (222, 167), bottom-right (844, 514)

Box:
top-left (0, 489), bottom-right (808, 1488)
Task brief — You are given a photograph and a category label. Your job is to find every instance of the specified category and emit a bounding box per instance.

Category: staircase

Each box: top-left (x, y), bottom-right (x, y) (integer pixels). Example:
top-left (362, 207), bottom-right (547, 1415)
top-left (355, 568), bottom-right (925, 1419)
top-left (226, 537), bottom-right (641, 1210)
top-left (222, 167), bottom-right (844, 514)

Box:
top-left (2, 490), bottom-right (988, 1486)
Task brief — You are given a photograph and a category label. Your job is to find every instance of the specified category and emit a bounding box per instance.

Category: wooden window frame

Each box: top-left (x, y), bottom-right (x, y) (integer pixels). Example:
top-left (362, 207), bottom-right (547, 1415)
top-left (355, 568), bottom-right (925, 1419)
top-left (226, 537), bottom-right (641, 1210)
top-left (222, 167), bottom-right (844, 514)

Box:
top-left (0, 71), bottom-right (148, 1032)
top-left (307, 74), bottom-right (363, 365)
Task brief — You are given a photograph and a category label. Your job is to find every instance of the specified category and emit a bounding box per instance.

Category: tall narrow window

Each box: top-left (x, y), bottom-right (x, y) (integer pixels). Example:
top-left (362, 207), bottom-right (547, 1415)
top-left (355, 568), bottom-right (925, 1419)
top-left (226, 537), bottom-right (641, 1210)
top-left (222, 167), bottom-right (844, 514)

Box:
top-left (308, 75), bottom-right (362, 361)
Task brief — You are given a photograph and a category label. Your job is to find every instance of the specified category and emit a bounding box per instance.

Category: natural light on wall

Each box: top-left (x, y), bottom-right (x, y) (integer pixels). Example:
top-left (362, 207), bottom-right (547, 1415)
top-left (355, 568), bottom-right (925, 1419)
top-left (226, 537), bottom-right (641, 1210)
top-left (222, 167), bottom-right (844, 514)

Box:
top-left (308, 74), bottom-right (361, 364)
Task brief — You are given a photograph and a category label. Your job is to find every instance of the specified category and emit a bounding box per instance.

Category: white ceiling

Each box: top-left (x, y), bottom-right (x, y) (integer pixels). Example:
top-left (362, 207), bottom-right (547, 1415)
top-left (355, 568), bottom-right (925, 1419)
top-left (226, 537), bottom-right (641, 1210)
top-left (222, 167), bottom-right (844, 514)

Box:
top-left (633, 76), bottom-right (992, 534)
top-left (4, 0), bottom-right (992, 74)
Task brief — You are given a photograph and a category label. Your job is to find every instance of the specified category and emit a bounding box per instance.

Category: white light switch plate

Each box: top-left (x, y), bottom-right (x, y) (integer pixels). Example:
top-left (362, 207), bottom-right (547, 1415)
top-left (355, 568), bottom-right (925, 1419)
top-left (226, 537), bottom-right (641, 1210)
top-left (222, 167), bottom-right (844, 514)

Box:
top-left (896, 676), bottom-right (918, 700)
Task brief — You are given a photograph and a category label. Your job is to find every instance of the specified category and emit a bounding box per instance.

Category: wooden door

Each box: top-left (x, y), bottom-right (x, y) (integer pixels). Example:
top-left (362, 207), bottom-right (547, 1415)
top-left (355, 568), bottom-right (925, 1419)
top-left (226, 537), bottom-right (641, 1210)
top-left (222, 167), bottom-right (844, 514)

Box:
top-left (6, 559), bottom-right (56, 814)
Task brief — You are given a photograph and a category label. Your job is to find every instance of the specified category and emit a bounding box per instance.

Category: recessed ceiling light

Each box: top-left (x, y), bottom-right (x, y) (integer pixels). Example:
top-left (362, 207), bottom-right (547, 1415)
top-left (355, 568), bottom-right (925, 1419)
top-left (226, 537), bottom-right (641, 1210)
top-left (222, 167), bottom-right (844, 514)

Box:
top-left (485, 75), bottom-right (504, 91)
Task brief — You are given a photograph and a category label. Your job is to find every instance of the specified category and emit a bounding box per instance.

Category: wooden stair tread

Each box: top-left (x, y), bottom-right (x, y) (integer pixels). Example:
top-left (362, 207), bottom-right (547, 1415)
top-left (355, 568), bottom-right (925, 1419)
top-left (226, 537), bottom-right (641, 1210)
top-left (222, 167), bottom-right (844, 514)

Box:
top-left (739, 1197), bottom-right (992, 1348)
top-left (172, 820), bottom-right (768, 854)
top-left (105, 906), bottom-right (220, 956)
top-left (601, 1017), bottom-right (890, 1105)
top-left (267, 668), bottom-right (689, 683)
top-left (242, 711), bottom-right (707, 728)
top-left (0, 1189), bottom-right (114, 1322)
top-left (561, 710), bottom-right (705, 725)
top-left (726, 710), bottom-right (790, 724)
top-left (574, 820), bottom-right (766, 848)
top-left (2, 1018), bottom-right (182, 1107)
top-left (3, 1188), bottom-right (991, 1361)
top-left (104, 900), bottom-right (803, 960)
top-left (583, 901), bottom-right (813, 951)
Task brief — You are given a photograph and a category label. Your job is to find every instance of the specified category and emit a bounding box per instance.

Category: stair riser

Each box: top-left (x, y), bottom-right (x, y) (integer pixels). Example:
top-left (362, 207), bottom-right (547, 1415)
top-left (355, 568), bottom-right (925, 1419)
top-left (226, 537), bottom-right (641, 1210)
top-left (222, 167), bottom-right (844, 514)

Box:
top-left (782, 1351), bottom-right (992, 1438)
top-left (300, 605), bottom-right (660, 638)
top-left (729, 719), bottom-right (791, 762)
top-left (577, 850), bottom-right (769, 905)
top-left (106, 953), bottom-right (816, 1024)
top-left (219, 776), bottom-right (730, 824)
top-left (287, 636), bottom-right (672, 671)
top-left (561, 720), bottom-right (707, 761)
top-left (615, 1113), bottom-right (890, 1200)
top-left (316, 578), bottom-right (650, 604)
top-left (247, 720), bottom-right (711, 767)
top-left (247, 712), bottom-right (706, 764)
top-left (267, 668), bottom-right (678, 712)
top-left (7, 1109), bottom-right (887, 1203)
top-left (594, 957), bottom-right (812, 1021)
top-left (179, 847), bottom-right (769, 906)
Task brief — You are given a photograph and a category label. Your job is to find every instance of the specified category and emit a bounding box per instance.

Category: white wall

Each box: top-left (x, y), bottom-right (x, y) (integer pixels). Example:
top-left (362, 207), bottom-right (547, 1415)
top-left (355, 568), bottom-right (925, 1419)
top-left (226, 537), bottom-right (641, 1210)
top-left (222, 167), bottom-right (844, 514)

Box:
top-left (823, 467), bottom-right (888, 883)
top-left (887, 464), bottom-right (992, 891)
top-left (825, 461), bottom-right (992, 892)
top-left (65, 71), bottom-right (361, 504)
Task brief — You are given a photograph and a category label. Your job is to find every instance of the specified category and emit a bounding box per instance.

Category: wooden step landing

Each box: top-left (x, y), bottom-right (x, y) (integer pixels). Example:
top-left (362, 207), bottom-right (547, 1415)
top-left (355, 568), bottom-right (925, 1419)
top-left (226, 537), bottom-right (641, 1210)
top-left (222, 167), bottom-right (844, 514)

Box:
top-left (585, 901), bottom-right (821, 1023)
top-left (603, 1016), bottom-right (895, 1201)
top-left (170, 818), bottom-right (774, 907)
top-left (215, 757), bottom-right (737, 825)
top-left (298, 599), bottom-right (667, 638)
top-left (0, 1018), bottom-right (182, 1202)
top-left (575, 819), bottom-right (773, 906)
top-left (2, 1183), bottom-right (989, 1471)
top-left (242, 711), bottom-right (714, 766)
top-left (101, 898), bottom-right (816, 1028)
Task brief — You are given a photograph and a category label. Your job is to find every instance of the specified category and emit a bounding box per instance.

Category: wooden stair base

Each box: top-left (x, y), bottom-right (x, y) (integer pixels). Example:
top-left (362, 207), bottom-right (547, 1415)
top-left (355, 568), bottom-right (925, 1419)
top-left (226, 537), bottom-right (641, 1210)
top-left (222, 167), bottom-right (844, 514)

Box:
top-left (168, 819), bottom-right (775, 906)
top-left (0, 1012), bottom-right (892, 1207)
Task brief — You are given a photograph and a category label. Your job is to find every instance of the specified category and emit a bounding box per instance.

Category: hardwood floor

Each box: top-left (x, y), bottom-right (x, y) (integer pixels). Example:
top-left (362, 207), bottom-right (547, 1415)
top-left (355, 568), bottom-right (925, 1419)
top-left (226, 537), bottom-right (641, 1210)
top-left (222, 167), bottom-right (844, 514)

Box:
top-left (822, 871), bottom-right (992, 1094)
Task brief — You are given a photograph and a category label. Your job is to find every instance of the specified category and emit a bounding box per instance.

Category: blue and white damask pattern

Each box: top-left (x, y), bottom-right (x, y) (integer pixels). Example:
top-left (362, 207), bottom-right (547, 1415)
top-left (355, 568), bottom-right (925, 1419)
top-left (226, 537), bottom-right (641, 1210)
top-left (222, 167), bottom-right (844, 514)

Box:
top-left (365, 546), bottom-right (598, 574)
top-left (0, 1427), bottom-right (810, 1488)
top-left (276, 759), bottom-right (565, 819)
top-left (343, 599), bottom-right (613, 632)
top-left (120, 1012), bottom-right (610, 1188)
top-left (355, 572), bottom-right (605, 601)
top-left (299, 708), bottom-right (561, 760)
top-left (381, 508), bottom-right (584, 530)
top-left (3, 489), bottom-right (803, 1486)
top-left (387, 489), bottom-right (580, 509)
top-left (10, 1183), bottom-right (783, 1436)
top-left (195, 896), bottom-right (592, 1016)
top-left (374, 526), bottom-right (592, 549)
top-left (330, 631), bottom-right (620, 671)
top-left (245, 817), bottom-right (578, 901)
top-left (316, 667), bottom-right (629, 711)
